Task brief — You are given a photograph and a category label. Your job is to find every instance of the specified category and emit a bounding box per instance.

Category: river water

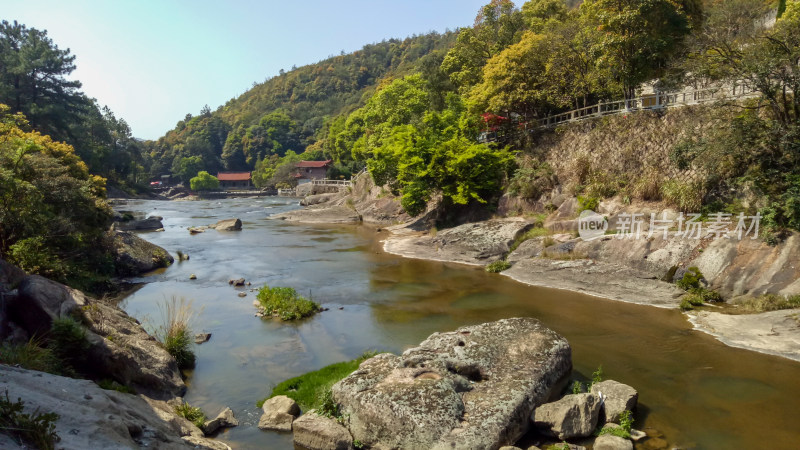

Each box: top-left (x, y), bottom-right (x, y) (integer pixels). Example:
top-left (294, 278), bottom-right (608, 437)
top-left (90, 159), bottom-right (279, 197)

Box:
top-left (116, 197), bottom-right (800, 450)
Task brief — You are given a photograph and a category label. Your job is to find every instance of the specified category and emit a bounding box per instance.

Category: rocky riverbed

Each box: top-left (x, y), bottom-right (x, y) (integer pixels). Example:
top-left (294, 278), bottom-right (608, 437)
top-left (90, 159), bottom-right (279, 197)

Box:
top-left (274, 176), bottom-right (800, 364)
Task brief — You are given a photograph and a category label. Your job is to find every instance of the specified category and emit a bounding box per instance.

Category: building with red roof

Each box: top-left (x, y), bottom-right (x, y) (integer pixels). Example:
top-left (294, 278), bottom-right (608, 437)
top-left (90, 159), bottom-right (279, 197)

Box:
top-left (294, 160), bottom-right (332, 183)
top-left (217, 172), bottom-right (252, 189)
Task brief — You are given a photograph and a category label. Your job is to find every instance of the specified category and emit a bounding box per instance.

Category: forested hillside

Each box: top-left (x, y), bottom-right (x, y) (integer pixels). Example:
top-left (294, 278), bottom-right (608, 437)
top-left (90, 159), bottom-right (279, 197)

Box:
top-left (144, 32), bottom-right (457, 184)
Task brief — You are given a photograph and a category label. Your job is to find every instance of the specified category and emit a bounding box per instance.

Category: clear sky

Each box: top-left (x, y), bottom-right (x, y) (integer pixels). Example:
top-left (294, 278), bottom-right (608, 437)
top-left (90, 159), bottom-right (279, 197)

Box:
top-left (3, 0), bottom-right (488, 139)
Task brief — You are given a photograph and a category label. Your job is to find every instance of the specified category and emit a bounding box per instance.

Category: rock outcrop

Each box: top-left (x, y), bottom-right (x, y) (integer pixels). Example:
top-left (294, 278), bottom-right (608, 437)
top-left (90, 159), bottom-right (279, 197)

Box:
top-left (332, 317), bottom-right (571, 449)
top-left (212, 218), bottom-right (242, 231)
top-left (259, 395), bottom-right (300, 431)
top-left (292, 411), bottom-right (354, 450)
top-left (113, 215), bottom-right (164, 231)
top-left (383, 218), bottom-right (534, 265)
top-left (109, 230), bottom-right (173, 275)
top-left (590, 380), bottom-right (638, 424)
top-left (532, 393), bottom-right (600, 440)
top-left (0, 365), bottom-right (227, 450)
top-left (1, 259), bottom-right (185, 399)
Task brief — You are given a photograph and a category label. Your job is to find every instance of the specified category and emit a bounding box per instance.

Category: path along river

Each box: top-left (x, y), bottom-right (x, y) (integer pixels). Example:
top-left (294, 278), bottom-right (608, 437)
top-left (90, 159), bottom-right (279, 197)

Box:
top-left (116, 197), bottom-right (800, 449)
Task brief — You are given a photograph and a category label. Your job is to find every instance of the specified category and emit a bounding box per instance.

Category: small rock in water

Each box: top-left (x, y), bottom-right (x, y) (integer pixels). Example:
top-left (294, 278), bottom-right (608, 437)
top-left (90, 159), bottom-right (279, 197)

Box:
top-left (238, 292), bottom-right (247, 297)
top-left (629, 429), bottom-right (646, 441)
top-left (189, 274), bottom-right (197, 280)
top-left (194, 333), bottom-right (211, 344)
top-left (338, 306), bottom-right (344, 310)
top-left (228, 278), bottom-right (245, 286)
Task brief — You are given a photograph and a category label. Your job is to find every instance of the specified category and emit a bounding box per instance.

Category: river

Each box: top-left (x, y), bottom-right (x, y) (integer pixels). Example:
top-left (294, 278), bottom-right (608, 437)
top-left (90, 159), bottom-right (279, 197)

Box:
top-left (116, 197), bottom-right (800, 450)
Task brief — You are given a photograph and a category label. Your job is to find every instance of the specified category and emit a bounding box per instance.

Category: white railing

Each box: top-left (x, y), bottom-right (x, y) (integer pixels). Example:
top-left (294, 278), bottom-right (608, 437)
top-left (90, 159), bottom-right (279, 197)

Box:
top-left (311, 179), bottom-right (352, 187)
top-left (351, 166), bottom-right (369, 183)
top-left (536, 81), bottom-right (759, 129)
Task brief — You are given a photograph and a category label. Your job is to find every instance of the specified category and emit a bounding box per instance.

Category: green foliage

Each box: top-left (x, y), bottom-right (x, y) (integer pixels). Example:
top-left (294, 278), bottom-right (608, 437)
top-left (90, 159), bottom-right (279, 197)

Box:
top-left (175, 401), bottom-right (206, 429)
top-left (318, 389), bottom-right (341, 419)
top-left (154, 297), bottom-right (197, 370)
top-left (48, 317), bottom-right (90, 372)
top-left (256, 285), bottom-right (320, 321)
top-left (509, 226), bottom-right (551, 253)
top-left (96, 379), bottom-right (136, 394)
top-left (577, 195), bottom-right (599, 213)
top-left (0, 391), bottom-right (60, 450)
top-left (189, 170), bottom-right (219, 191)
top-left (738, 294), bottom-right (800, 313)
top-left (660, 179), bottom-right (704, 212)
top-left (591, 365), bottom-right (603, 385)
top-left (0, 105), bottom-right (115, 290)
top-left (619, 409), bottom-right (634, 432)
top-left (258, 351), bottom-right (378, 412)
top-left (676, 267), bottom-right (704, 291)
top-left (507, 160), bottom-right (556, 200)
top-left (598, 424), bottom-right (631, 439)
top-left (571, 380), bottom-right (584, 394)
top-left (485, 260), bottom-right (511, 273)
top-left (0, 339), bottom-right (61, 375)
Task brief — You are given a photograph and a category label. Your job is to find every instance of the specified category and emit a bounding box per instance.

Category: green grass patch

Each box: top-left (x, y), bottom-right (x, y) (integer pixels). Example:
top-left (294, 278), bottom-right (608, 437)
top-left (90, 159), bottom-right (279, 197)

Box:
top-left (485, 260), bottom-right (511, 273)
top-left (0, 339), bottom-right (62, 375)
top-left (0, 390), bottom-right (60, 450)
top-left (257, 351), bottom-right (378, 412)
top-left (96, 379), bottom-right (136, 394)
top-left (257, 285), bottom-right (320, 321)
top-left (738, 294), bottom-right (800, 313)
top-left (508, 227), bottom-right (551, 253)
top-left (175, 401), bottom-right (206, 429)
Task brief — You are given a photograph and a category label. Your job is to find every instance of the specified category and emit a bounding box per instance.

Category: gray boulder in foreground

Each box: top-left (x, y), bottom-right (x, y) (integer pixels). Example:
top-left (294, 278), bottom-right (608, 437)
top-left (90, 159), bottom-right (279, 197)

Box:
top-left (332, 317), bottom-right (572, 449)
top-left (590, 380), bottom-right (638, 424)
top-left (532, 393), bottom-right (601, 440)
top-left (0, 365), bottom-right (228, 450)
top-left (594, 433), bottom-right (634, 450)
top-left (292, 411), bottom-right (354, 450)
top-left (259, 395), bottom-right (300, 431)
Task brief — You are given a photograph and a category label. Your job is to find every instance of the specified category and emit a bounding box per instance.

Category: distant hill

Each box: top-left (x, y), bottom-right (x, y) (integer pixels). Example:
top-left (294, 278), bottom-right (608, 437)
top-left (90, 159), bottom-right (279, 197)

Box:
top-left (144, 32), bottom-right (456, 177)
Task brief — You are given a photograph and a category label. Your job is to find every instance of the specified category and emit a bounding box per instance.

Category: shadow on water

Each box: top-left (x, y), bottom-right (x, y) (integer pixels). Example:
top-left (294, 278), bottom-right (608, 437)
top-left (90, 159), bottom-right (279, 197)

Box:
top-left (116, 198), bottom-right (800, 450)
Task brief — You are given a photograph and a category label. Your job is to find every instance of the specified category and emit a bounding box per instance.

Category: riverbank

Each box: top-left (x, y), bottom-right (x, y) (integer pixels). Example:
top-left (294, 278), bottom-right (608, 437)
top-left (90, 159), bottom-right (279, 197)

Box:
top-left (272, 176), bottom-right (800, 364)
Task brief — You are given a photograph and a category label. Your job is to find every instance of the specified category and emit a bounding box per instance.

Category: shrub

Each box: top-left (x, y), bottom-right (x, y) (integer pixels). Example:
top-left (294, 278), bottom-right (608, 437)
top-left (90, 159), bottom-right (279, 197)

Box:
top-left (676, 267), bottom-right (704, 290)
top-left (590, 366), bottom-right (603, 386)
top-left (175, 401), bottom-right (206, 429)
top-left (258, 351), bottom-right (377, 412)
top-left (155, 296), bottom-right (197, 370)
top-left (48, 317), bottom-right (90, 371)
top-left (661, 179), bottom-right (703, 211)
top-left (577, 195), bottom-right (599, 213)
top-left (97, 379), bottom-right (136, 394)
top-left (189, 171), bottom-right (219, 191)
top-left (507, 162), bottom-right (556, 200)
top-left (0, 391), bottom-right (60, 450)
top-left (680, 298), bottom-right (695, 311)
top-left (256, 285), bottom-right (320, 321)
top-left (485, 260), bottom-right (511, 273)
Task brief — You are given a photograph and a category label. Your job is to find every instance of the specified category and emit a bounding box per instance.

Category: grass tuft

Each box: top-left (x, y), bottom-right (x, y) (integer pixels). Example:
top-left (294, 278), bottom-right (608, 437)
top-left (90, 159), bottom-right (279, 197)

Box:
top-left (257, 351), bottom-right (378, 412)
top-left (0, 338), bottom-right (62, 375)
top-left (174, 401), bottom-right (206, 429)
top-left (738, 294), bottom-right (800, 313)
top-left (256, 285), bottom-right (320, 321)
top-left (155, 296), bottom-right (197, 370)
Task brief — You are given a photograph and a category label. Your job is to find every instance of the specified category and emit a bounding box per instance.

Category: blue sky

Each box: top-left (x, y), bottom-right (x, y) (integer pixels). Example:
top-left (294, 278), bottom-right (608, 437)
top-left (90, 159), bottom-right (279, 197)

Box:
top-left (3, 0), bottom-right (488, 139)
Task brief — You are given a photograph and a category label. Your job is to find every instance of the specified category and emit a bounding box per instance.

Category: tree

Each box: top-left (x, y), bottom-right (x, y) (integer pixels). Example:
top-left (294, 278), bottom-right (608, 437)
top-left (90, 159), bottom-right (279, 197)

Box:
top-left (582, 0), bottom-right (691, 99)
top-left (189, 171), bottom-right (219, 191)
top-left (0, 104), bottom-right (112, 287)
top-left (171, 155), bottom-right (204, 185)
top-left (441, 0), bottom-right (525, 91)
top-left (521, 0), bottom-right (569, 32)
top-left (0, 21), bottom-right (87, 142)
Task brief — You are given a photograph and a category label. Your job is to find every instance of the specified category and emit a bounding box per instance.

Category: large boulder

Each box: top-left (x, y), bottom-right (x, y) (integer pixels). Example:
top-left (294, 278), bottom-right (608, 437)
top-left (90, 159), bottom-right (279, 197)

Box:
top-left (590, 380), bottom-right (638, 424)
top-left (113, 215), bottom-right (164, 231)
top-left (292, 411), bottom-right (354, 450)
top-left (332, 317), bottom-right (572, 449)
top-left (4, 270), bottom-right (185, 399)
top-left (532, 393), bottom-right (601, 440)
top-left (213, 218), bottom-right (242, 231)
top-left (0, 365), bottom-right (228, 449)
top-left (259, 395), bottom-right (300, 431)
top-left (109, 230), bottom-right (173, 275)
